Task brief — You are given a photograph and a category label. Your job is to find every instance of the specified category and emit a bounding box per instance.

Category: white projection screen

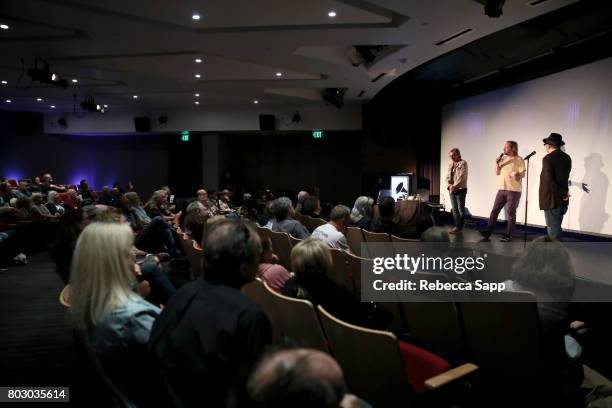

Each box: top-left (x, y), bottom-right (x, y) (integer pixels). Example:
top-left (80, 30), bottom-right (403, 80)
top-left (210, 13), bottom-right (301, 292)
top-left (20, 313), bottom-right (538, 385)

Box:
top-left (441, 56), bottom-right (612, 236)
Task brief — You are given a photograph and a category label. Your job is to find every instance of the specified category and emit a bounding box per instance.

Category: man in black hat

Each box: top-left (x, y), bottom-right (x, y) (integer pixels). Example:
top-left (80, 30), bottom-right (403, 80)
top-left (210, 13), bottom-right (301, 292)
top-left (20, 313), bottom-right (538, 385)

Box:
top-left (539, 133), bottom-right (572, 241)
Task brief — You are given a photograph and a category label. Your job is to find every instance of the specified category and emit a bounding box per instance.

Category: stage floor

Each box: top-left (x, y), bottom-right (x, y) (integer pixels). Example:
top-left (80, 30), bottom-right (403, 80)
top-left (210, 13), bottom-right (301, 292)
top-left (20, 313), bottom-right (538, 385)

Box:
top-left (440, 222), bottom-right (612, 286)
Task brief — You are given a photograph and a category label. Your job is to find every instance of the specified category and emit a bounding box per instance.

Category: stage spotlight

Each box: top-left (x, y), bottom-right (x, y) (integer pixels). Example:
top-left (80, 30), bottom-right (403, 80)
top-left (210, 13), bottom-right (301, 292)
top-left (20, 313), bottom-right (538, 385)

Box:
top-left (27, 59), bottom-right (68, 89)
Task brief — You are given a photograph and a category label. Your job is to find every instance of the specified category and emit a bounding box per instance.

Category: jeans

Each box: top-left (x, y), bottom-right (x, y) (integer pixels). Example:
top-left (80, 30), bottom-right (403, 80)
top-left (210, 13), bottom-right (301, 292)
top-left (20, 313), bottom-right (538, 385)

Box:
top-left (544, 204), bottom-right (568, 241)
top-left (449, 188), bottom-right (467, 229)
top-left (136, 216), bottom-right (178, 257)
top-left (486, 190), bottom-right (522, 236)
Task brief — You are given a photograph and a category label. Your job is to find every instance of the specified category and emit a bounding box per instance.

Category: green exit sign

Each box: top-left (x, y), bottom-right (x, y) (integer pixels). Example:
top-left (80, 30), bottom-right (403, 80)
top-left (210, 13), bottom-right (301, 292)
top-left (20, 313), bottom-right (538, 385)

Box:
top-left (180, 131), bottom-right (190, 142)
top-left (312, 129), bottom-right (324, 139)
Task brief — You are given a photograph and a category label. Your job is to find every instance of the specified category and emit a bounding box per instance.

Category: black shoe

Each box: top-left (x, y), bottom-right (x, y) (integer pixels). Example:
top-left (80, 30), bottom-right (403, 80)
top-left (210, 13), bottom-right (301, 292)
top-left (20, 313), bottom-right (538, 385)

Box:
top-left (500, 234), bottom-right (513, 242)
top-left (479, 229), bottom-right (492, 239)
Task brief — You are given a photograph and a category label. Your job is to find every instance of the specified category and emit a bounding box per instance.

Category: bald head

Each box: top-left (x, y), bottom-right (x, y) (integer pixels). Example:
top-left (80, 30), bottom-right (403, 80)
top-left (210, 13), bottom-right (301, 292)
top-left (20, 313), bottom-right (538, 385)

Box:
top-left (247, 348), bottom-right (346, 408)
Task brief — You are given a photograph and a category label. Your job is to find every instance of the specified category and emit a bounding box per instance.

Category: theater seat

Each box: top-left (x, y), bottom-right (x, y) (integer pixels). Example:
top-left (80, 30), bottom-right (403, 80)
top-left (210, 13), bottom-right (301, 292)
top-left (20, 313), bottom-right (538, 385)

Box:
top-left (318, 305), bottom-right (477, 407)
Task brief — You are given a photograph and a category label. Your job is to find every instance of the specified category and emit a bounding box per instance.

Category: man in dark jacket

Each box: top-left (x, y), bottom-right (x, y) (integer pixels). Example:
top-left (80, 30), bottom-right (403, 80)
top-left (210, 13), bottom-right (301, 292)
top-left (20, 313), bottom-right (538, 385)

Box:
top-left (539, 133), bottom-right (572, 241)
top-left (149, 219), bottom-right (271, 407)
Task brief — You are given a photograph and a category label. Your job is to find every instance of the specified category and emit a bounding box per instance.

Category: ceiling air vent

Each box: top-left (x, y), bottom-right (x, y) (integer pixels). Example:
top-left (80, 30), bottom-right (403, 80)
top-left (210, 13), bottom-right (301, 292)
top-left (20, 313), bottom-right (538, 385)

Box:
top-left (434, 28), bottom-right (473, 46)
top-left (527, 0), bottom-right (551, 7)
top-left (371, 73), bottom-right (385, 82)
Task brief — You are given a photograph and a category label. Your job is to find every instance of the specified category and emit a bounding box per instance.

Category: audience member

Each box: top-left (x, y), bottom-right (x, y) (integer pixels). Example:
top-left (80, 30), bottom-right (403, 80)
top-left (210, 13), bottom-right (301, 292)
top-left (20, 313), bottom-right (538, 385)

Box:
top-left (45, 191), bottom-right (65, 216)
top-left (99, 186), bottom-right (119, 207)
top-left (257, 236), bottom-right (291, 292)
top-left (62, 189), bottom-right (81, 211)
top-left (311, 205), bottom-right (351, 251)
top-left (244, 348), bottom-right (365, 408)
top-left (270, 197), bottom-right (310, 239)
top-left (295, 190), bottom-right (309, 214)
top-left (370, 196), bottom-right (396, 234)
top-left (78, 179), bottom-right (97, 206)
top-left (301, 196), bottom-right (321, 218)
top-left (69, 221), bottom-right (161, 405)
top-left (350, 196), bottom-right (374, 230)
top-left (149, 219), bottom-right (271, 407)
top-left (282, 239), bottom-right (390, 329)
top-left (30, 193), bottom-right (59, 220)
top-left (145, 190), bottom-right (175, 222)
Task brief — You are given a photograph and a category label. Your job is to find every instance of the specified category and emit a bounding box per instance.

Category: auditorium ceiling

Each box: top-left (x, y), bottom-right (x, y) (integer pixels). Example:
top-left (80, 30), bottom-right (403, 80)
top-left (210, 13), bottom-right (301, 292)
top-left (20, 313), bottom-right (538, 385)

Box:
top-left (0, 0), bottom-right (593, 113)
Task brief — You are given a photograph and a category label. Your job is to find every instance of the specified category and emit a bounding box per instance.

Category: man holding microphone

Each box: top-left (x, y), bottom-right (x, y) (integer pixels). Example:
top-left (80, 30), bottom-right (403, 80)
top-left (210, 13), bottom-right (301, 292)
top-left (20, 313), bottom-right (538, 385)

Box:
top-left (480, 141), bottom-right (525, 242)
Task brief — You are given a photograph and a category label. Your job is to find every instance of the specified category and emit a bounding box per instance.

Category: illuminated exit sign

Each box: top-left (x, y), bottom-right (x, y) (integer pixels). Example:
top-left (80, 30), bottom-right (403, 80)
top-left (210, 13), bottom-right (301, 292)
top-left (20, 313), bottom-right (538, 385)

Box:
top-left (180, 130), bottom-right (190, 142)
top-left (312, 129), bottom-right (324, 139)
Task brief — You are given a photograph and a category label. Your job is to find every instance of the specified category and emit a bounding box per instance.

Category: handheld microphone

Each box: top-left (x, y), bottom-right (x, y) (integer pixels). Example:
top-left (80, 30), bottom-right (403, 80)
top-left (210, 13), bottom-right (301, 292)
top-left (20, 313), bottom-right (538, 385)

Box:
top-left (524, 151), bottom-right (536, 160)
top-left (496, 152), bottom-right (504, 163)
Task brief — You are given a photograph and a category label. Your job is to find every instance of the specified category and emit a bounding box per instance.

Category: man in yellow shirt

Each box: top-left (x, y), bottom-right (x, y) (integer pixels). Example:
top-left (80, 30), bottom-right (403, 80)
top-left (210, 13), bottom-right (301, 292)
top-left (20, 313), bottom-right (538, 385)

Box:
top-left (480, 141), bottom-right (526, 242)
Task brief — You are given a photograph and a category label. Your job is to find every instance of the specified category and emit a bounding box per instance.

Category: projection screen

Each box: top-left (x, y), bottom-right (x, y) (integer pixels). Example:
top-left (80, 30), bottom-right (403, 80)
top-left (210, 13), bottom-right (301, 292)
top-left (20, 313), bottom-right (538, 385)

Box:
top-left (441, 56), bottom-right (612, 236)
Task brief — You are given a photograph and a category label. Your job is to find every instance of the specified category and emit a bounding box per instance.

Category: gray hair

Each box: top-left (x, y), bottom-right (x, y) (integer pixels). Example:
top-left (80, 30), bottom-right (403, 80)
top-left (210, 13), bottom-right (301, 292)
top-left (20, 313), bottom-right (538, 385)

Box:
top-left (272, 197), bottom-right (293, 221)
top-left (330, 205), bottom-right (351, 223)
top-left (48, 191), bottom-right (59, 202)
top-left (350, 196), bottom-right (374, 223)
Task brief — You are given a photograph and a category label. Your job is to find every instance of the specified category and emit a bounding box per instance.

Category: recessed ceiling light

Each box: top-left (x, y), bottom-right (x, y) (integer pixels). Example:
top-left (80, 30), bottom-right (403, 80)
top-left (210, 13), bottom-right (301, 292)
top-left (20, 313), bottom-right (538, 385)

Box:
top-left (71, 79), bottom-right (78, 83)
top-left (1, 80), bottom-right (7, 85)
top-left (195, 93), bottom-right (200, 97)
top-left (192, 13), bottom-right (201, 21)
top-left (36, 97), bottom-right (43, 102)
top-left (195, 58), bottom-right (202, 63)
top-left (103, 104), bottom-right (108, 108)
top-left (0, 24), bottom-right (9, 30)
top-left (132, 95), bottom-right (138, 99)
top-left (253, 100), bottom-right (259, 104)
top-left (275, 72), bottom-right (282, 77)
top-left (195, 74), bottom-right (201, 78)
top-left (6, 99), bottom-right (12, 103)
top-left (328, 11), bottom-right (337, 17)
top-left (194, 101), bottom-right (200, 105)
top-left (50, 105), bottom-right (56, 109)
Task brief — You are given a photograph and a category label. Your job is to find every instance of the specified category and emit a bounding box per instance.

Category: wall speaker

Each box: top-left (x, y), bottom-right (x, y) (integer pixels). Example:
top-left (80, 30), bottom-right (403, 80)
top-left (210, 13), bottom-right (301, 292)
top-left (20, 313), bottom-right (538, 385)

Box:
top-left (134, 116), bottom-right (151, 132)
top-left (259, 114), bottom-right (276, 131)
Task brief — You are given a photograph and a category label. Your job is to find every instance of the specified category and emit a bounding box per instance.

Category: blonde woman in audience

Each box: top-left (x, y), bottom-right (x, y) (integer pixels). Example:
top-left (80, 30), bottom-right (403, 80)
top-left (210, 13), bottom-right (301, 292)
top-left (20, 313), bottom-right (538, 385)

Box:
top-left (70, 222), bottom-right (160, 353)
top-left (282, 239), bottom-right (390, 329)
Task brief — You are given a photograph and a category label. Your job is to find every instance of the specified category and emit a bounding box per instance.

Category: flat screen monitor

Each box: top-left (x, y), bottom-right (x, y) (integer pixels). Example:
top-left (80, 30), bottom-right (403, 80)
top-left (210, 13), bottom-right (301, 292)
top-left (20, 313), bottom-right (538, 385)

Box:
top-left (390, 175), bottom-right (411, 200)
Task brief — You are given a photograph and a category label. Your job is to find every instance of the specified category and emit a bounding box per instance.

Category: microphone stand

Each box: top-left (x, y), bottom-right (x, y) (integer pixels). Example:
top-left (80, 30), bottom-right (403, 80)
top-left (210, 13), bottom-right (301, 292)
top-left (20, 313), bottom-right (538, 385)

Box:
top-left (523, 155), bottom-right (533, 248)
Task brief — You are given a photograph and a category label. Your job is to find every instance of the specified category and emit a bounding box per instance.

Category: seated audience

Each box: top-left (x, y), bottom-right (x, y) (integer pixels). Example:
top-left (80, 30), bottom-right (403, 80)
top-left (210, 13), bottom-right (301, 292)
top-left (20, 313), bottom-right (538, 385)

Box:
top-left (218, 189), bottom-right (233, 212)
top-left (270, 197), bottom-right (310, 239)
top-left (46, 191), bottom-right (65, 216)
top-left (41, 173), bottom-right (66, 194)
top-left (149, 219), bottom-right (271, 407)
top-left (124, 192), bottom-right (180, 259)
top-left (370, 196), bottom-right (396, 234)
top-left (30, 193), bottom-right (59, 220)
top-left (28, 176), bottom-right (43, 193)
top-left (196, 188), bottom-right (217, 216)
top-left (350, 196), bottom-right (374, 230)
top-left (311, 205), bottom-right (351, 251)
top-left (99, 186), bottom-right (119, 207)
top-left (62, 189), bottom-right (81, 210)
top-left (69, 221), bottom-right (161, 405)
top-left (78, 179), bottom-right (97, 206)
top-left (282, 239), bottom-right (390, 329)
top-left (294, 190), bottom-right (309, 214)
top-left (244, 348), bottom-right (365, 408)
top-left (257, 236), bottom-right (291, 292)
top-left (301, 196), bottom-right (321, 218)
top-left (183, 200), bottom-right (207, 244)
top-left (145, 190), bottom-right (175, 222)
